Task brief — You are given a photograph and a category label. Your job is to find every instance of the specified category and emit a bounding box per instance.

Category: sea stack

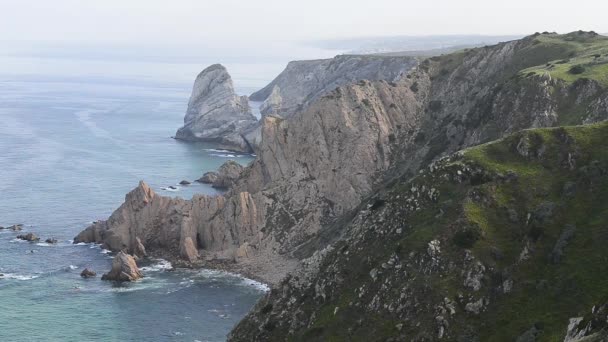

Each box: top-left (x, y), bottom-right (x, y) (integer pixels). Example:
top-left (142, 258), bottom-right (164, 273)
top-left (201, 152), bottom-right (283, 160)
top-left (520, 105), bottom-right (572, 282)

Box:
top-left (175, 64), bottom-right (258, 152)
top-left (101, 251), bottom-right (143, 281)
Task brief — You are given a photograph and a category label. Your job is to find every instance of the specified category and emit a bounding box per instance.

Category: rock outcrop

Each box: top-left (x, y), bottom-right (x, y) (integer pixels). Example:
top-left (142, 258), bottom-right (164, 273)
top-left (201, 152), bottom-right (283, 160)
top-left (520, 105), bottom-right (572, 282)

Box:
top-left (16, 233), bottom-right (39, 242)
top-left (250, 54), bottom-right (419, 117)
top-left (195, 160), bottom-right (244, 189)
top-left (101, 252), bottom-right (143, 281)
top-left (80, 268), bottom-right (96, 278)
top-left (175, 64), bottom-right (258, 152)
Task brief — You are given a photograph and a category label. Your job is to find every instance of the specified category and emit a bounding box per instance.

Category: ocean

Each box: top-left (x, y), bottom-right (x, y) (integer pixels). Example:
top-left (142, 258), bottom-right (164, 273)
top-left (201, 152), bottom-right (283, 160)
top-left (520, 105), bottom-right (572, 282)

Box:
top-left (0, 47), bottom-right (334, 341)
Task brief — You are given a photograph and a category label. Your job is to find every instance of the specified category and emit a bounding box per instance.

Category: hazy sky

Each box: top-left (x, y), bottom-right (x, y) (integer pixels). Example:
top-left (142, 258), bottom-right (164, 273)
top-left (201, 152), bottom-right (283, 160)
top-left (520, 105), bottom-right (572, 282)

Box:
top-left (1, 0), bottom-right (605, 45)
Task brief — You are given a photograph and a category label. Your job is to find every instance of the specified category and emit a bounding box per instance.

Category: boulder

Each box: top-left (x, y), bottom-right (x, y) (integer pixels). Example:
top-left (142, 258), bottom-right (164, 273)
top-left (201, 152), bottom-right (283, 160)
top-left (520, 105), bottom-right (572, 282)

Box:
top-left (211, 160), bottom-right (244, 189)
top-left (197, 171), bottom-right (219, 184)
top-left (101, 252), bottom-right (143, 281)
top-left (16, 233), bottom-right (40, 242)
top-left (45, 238), bottom-right (58, 244)
top-left (80, 268), bottom-right (97, 278)
top-left (175, 64), bottom-right (258, 152)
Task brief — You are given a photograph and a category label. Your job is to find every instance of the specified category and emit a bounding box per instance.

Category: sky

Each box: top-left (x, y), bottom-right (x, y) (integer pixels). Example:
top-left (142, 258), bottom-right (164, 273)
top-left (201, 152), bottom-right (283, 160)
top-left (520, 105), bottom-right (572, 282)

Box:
top-left (1, 0), bottom-right (606, 46)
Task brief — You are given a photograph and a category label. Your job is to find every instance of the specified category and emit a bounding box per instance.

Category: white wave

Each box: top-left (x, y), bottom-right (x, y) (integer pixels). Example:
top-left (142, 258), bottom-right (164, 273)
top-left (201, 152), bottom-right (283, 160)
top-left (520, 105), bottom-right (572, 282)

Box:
top-left (1, 273), bottom-right (39, 281)
top-left (72, 242), bottom-right (88, 246)
top-left (9, 238), bottom-right (28, 243)
top-left (210, 153), bottom-right (237, 158)
top-left (69, 265), bottom-right (78, 270)
top-left (100, 249), bottom-right (111, 254)
top-left (197, 268), bottom-right (269, 292)
top-left (204, 148), bottom-right (233, 153)
top-left (140, 259), bottom-right (173, 272)
top-left (35, 242), bottom-right (53, 247)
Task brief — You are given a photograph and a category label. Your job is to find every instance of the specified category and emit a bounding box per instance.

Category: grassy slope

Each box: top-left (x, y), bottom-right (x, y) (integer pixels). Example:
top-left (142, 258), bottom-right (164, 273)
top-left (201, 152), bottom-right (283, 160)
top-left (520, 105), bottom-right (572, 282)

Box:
top-left (522, 32), bottom-right (608, 87)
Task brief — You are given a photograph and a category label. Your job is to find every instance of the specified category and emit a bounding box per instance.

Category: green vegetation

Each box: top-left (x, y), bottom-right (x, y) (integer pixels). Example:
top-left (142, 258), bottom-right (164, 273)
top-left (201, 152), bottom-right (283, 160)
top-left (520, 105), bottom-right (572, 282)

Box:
top-left (520, 32), bottom-right (608, 86)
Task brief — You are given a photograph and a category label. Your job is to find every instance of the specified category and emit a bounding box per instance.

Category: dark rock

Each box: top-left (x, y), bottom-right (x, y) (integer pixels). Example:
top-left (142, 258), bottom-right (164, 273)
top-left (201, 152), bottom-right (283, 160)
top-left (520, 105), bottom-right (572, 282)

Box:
top-left (8, 224), bottom-right (23, 231)
top-left (549, 224), bottom-right (576, 264)
top-left (515, 324), bottom-right (543, 342)
top-left (507, 208), bottom-right (519, 223)
top-left (101, 251), bottom-right (143, 281)
top-left (80, 268), bottom-right (97, 278)
top-left (562, 181), bottom-right (577, 198)
top-left (168, 185), bottom-right (178, 190)
top-left (533, 202), bottom-right (556, 224)
top-left (16, 232), bottom-right (40, 242)
top-left (45, 238), bottom-right (58, 244)
top-left (179, 180), bottom-right (191, 185)
top-left (197, 171), bottom-right (219, 184)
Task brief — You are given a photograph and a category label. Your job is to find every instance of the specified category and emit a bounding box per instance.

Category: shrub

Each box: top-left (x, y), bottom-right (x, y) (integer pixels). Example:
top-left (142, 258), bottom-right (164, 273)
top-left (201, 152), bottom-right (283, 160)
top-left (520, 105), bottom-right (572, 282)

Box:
top-left (569, 65), bottom-right (586, 75)
top-left (453, 227), bottom-right (481, 248)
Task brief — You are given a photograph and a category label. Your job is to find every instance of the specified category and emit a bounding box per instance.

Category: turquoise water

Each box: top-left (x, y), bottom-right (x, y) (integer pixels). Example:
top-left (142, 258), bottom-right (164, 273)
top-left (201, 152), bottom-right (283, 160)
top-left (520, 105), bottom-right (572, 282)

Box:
top-left (0, 56), bottom-right (277, 341)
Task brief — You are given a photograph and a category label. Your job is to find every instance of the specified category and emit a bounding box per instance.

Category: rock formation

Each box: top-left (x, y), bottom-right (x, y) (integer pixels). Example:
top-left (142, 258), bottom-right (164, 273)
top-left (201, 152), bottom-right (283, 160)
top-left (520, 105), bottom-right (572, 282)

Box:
top-left (16, 233), bottom-right (39, 242)
top-left (80, 268), bottom-right (96, 278)
top-left (250, 54), bottom-right (419, 117)
top-left (175, 64), bottom-right (258, 152)
top-left (101, 252), bottom-right (143, 281)
top-left (195, 160), bottom-right (244, 189)
top-left (78, 31), bottom-right (608, 294)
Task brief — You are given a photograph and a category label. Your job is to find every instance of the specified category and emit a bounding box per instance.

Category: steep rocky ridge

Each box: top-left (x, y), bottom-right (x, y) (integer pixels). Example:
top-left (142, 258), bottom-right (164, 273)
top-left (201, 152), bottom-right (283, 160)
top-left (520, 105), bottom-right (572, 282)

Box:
top-left (175, 64), bottom-right (258, 152)
top-left (77, 31), bottom-right (608, 294)
top-left (250, 54), bottom-right (419, 117)
top-left (230, 122), bottom-right (608, 341)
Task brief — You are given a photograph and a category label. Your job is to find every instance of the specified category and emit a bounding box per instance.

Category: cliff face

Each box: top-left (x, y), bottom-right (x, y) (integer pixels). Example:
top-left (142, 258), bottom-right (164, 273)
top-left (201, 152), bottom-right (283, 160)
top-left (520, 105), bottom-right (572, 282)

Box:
top-left (175, 64), bottom-right (258, 152)
top-left (77, 31), bottom-right (608, 295)
top-left (230, 122), bottom-right (608, 341)
top-left (250, 54), bottom-right (419, 117)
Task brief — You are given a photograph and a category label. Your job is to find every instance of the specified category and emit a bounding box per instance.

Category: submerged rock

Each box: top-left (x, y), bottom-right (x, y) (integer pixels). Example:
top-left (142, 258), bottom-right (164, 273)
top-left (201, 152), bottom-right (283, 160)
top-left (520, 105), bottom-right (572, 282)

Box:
top-left (179, 180), bottom-right (191, 185)
top-left (101, 252), bottom-right (143, 282)
top-left (80, 268), bottom-right (97, 278)
top-left (7, 224), bottom-right (23, 231)
top-left (45, 238), bottom-right (58, 244)
top-left (175, 64), bottom-right (258, 152)
top-left (16, 233), bottom-right (40, 242)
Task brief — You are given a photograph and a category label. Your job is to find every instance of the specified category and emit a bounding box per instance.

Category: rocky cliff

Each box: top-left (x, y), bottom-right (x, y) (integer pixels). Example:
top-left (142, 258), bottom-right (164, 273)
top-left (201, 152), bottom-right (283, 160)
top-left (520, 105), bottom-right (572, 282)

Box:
top-left (230, 121), bottom-right (608, 341)
top-left (175, 64), bottom-right (258, 152)
top-left (249, 54), bottom-right (419, 117)
top-left (77, 31), bottom-right (608, 339)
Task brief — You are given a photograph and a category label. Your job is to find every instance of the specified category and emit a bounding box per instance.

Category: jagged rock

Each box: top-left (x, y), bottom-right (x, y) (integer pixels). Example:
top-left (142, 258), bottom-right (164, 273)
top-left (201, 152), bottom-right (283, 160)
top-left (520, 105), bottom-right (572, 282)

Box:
top-left (180, 237), bottom-right (199, 262)
top-left (16, 233), bottom-right (39, 242)
top-left (45, 238), bottom-right (58, 244)
top-left (179, 180), bottom-right (191, 185)
top-left (250, 54), bottom-right (419, 117)
top-left (197, 171), bottom-right (219, 184)
top-left (175, 64), bottom-right (258, 152)
top-left (101, 252), bottom-right (143, 281)
top-left (211, 160), bottom-right (244, 189)
top-left (80, 268), bottom-right (96, 278)
top-left (134, 237), bottom-right (147, 258)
